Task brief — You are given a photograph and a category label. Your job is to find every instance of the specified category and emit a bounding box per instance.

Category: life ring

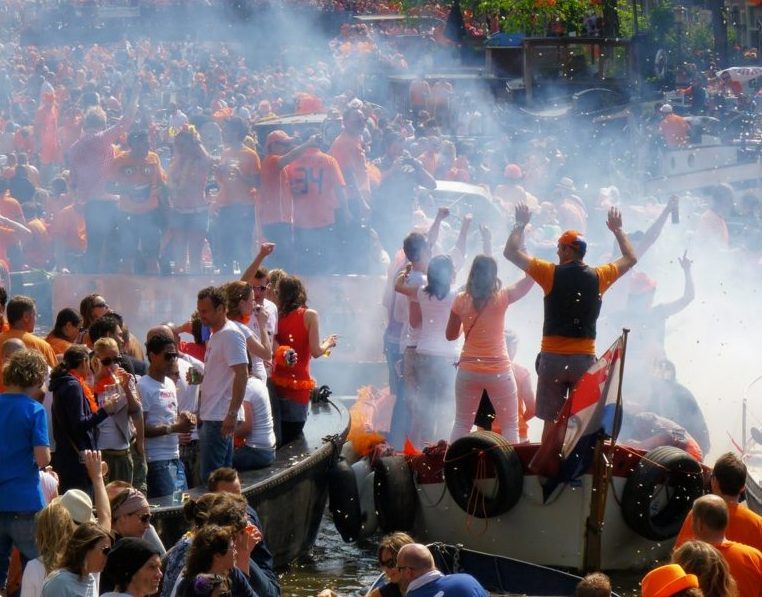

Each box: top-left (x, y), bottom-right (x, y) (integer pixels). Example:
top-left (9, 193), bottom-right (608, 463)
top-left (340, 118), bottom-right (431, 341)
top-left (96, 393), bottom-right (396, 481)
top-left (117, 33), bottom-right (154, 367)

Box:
top-left (327, 457), bottom-right (362, 542)
top-left (621, 446), bottom-right (704, 541)
top-left (444, 431), bottom-right (524, 518)
top-left (373, 455), bottom-right (417, 532)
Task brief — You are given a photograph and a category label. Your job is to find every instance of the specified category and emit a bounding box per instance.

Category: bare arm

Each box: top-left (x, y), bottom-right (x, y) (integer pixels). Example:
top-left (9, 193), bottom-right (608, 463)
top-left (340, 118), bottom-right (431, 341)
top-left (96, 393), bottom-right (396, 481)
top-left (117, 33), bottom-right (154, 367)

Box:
top-left (222, 364), bottom-right (249, 437)
top-left (427, 207), bottom-right (449, 249)
top-left (503, 204), bottom-right (532, 272)
top-left (506, 272), bottom-right (535, 303)
top-left (84, 450), bottom-right (111, 532)
top-left (607, 207), bottom-right (638, 275)
top-left (247, 309), bottom-right (272, 360)
top-left (480, 224), bottom-right (492, 257)
top-left (305, 308), bottom-right (337, 358)
top-left (393, 264), bottom-right (418, 298)
top-left (445, 310), bottom-right (462, 341)
top-left (454, 214), bottom-right (472, 260)
top-left (656, 252), bottom-right (695, 318)
top-left (636, 196), bottom-right (677, 258)
top-left (34, 446), bottom-right (51, 469)
top-left (241, 243), bottom-right (275, 284)
top-left (409, 299), bottom-right (422, 329)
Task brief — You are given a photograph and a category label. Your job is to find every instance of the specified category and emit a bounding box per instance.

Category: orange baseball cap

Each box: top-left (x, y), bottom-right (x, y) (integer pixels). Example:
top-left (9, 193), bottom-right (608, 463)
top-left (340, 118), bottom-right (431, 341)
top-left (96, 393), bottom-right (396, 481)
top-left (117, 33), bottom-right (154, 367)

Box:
top-left (265, 130), bottom-right (294, 151)
top-left (504, 163), bottom-right (523, 180)
top-left (641, 564), bottom-right (699, 597)
top-left (558, 230), bottom-right (587, 251)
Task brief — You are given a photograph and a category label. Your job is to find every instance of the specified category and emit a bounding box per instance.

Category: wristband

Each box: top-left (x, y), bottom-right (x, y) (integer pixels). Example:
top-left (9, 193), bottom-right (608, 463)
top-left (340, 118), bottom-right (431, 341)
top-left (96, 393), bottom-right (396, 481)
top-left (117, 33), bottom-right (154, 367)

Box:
top-left (226, 410), bottom-right (237, 419)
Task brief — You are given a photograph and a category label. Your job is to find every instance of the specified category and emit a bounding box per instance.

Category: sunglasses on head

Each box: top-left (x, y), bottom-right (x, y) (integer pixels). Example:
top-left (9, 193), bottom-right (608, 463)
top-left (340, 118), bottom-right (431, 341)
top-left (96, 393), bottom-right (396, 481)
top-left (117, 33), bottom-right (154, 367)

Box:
top-left (99, 356), bottom-right (119, 367)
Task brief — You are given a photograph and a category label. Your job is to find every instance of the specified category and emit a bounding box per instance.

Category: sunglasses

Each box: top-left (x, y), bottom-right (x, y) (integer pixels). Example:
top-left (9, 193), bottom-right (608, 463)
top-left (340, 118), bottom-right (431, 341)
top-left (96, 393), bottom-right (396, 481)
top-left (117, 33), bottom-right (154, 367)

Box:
top-left (252, 285), bottom-right (268, 291)
top-left (131, 512), bottom-right (151, 524)
top-left (92, 302), bottom-right (109, 309)
top-left (99, 545), bottom-right (111, 555)
top-left (99, 356), bottom-right (119, 366)
top-left (379, 558), bottom-right (396, 568)
top-left (163, 352), bottom-right (179, 361)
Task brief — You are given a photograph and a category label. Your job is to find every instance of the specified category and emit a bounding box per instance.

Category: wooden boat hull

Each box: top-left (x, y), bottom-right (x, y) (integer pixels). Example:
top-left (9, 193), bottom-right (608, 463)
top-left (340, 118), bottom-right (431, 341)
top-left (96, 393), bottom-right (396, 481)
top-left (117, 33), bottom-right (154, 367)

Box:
top-left (150, 399), bottom-right (350, 568)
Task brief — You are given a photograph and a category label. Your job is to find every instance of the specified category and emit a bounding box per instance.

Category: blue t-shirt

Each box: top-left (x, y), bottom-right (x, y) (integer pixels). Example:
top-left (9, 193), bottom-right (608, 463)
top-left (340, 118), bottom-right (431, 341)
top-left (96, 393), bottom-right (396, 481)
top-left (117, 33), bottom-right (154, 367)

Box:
top-left (0, 393), bottom-right (48, 512)
top-left (408, 574), bottom-right (488, 597)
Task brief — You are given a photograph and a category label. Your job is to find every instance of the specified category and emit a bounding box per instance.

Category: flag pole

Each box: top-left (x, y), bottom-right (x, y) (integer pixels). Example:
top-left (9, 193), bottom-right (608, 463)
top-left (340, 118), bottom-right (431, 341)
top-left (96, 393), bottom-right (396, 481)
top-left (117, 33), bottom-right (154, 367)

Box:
top-left (582, 329), bottom-right (629, 573)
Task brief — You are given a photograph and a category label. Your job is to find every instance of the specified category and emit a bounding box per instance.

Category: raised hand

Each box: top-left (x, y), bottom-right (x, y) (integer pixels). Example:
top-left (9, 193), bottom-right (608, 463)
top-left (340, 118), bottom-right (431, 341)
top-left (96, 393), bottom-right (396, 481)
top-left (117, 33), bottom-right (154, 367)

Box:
top-left (515, 203), bottom-right (531, 226)
top-left (678, 250), bottom-right (692, 271)
top-left (606, 206), bottom-right (623, 232)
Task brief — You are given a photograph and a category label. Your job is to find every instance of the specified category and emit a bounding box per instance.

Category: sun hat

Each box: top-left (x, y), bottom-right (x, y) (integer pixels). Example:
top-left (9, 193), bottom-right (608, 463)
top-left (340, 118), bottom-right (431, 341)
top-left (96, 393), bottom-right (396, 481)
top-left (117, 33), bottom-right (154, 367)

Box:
top-left (52, 489), bottom-right (96, 524)
top-left (641, 564), bottom-right (699, 597)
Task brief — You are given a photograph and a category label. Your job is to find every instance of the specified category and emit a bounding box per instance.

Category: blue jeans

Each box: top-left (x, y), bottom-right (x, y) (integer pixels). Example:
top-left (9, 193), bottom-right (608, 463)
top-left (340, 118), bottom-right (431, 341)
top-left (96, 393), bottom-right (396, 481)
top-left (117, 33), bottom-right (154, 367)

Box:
top-left (146, 458), bottom-right (187, 499)
top-left (199, 420), bottom-right (233, 483)
top-left (0, 511), bottom-right (38, 586)
top-left (234, 445), bottom-right (275, 470)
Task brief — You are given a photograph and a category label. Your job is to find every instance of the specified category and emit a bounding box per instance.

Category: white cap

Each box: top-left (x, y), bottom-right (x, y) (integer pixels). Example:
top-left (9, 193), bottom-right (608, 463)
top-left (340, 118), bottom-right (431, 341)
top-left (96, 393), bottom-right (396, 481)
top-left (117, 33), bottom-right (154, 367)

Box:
top-left (660, 104), bottom-right (673, 114)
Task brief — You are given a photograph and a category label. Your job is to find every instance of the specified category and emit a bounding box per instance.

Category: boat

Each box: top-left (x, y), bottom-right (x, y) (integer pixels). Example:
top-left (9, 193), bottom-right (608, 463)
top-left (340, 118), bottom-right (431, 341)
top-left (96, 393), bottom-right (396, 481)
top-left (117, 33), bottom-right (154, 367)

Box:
top-left (368, 542), bottom-right (618, 597)
top-left (150, 396), bottom-right (350, 568)
top-left (332, 334), bottom-right (707, 573)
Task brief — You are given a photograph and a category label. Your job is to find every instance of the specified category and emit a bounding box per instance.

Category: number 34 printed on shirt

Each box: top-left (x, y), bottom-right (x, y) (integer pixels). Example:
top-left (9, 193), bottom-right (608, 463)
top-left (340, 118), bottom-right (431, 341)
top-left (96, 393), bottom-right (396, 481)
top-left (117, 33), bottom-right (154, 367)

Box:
top-left (289, 167), bottom-right (325, 196)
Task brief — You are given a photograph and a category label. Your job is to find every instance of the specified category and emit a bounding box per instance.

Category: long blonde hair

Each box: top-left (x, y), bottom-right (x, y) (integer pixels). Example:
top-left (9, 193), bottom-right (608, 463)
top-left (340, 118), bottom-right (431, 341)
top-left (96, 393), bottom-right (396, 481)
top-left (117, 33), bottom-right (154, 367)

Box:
top-left (673, 540), bottom-right (738, 597)
top-left (36, 503), bottom-right (76, 574)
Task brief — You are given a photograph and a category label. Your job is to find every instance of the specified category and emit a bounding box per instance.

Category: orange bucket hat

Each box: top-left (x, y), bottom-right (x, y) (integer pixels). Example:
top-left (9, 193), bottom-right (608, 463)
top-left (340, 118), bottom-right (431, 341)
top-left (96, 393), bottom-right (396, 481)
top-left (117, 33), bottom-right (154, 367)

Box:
top-left (641, 564), bottom-right (699, 597)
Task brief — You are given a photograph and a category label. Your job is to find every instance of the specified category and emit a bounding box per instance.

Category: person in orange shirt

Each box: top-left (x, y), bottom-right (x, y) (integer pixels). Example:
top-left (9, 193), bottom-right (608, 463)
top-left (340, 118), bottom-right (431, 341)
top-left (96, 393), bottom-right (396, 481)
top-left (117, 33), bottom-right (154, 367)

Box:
top-left (212, 116), bottom-right (260, 274)
top-left (504, 204), bottom-right (637, 443)
top-left (257, 130), bottom-right (322, 270)
top-left (0, 295), bottom-right (57, 368)
top-left (409, 78), bottom-right (431, 118)
top-left (329, 107), bottom-right (371, 218)
top-left (21, 202), bottom-right (53, 270)
top-left (109, 129), bottom-right (166, 274)
top-left (49, 202), bottom-right (86, 272)
top-left (34, 91), bottom-right (61, 180)
top-left (166, 125), bottom-right (212, 274)
top-left (0, 179), bottom-right (25, 224)
top-left (45, 307), bottom-right (83, 357)
top-left (675, 452), bottom-right (762, 552)
top-left (284, 137), bottom-right (349, 274)
top-left (690, 494), bottom-right (762, 597)
top-left (659, 104), bottom-right (690, 147)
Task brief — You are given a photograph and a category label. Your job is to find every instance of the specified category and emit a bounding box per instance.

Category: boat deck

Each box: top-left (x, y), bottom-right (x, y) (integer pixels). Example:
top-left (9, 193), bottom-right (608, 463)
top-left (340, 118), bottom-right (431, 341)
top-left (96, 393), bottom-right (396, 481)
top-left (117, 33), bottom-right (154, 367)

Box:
top-left (150, 398), bottom-right (350, 566)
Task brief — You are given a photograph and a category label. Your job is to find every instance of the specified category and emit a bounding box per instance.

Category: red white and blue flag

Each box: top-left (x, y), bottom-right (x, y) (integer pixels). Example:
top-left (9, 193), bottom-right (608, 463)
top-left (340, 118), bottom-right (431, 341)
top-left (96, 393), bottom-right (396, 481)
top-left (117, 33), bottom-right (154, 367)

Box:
top-left (530, 335), bottom-right (625, 487)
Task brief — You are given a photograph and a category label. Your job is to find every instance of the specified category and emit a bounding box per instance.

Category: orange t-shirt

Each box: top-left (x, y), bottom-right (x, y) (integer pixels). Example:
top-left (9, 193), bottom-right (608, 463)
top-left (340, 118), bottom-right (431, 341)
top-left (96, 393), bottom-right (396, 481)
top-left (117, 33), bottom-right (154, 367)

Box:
top-left (215, 146), bottom-right (260, 207)
top-left (0, 193), bottom-right (25, 223)
top-left (675, 502), bottom-right (762, 552)
top-left (527, 258), bottom-right (621, 355)
top-left (715, 540), bottom-right (762, 597)
top-left (0, 329), bottom-right (57, 368)
top-left (285, 148), bottom-right (345, 229)
top-left (46, 334), bottom-right (71, 357)
top-left (329, 132), bottom-right (369, 195)
top-left (111, 150), bottom-right (166, 214)
top-left (257, 154), bottom-right (291, 226)
top-left (660, 114), bottom-right (690, 147)
top-left (23, 218), bottom-right (52, 269)
top-left (451, 287), bottom-right (516, 374)
top-left (50, 204), bottom-right (87, 252)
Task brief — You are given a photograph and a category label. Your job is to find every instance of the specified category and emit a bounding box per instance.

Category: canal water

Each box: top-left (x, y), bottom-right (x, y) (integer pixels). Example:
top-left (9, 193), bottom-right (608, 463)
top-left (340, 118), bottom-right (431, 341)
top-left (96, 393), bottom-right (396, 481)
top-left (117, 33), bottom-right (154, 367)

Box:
top-left (278, 512), bottom-right (644, 597)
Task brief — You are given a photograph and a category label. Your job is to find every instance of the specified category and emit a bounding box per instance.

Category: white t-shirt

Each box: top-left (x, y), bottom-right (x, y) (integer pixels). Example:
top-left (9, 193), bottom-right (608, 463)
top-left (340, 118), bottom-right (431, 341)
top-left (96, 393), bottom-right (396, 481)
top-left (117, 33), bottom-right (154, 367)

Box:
top-left (138, 375), bottom-right (180, 462)
top-left (415, 287), bottom-right (460, 359)
top-left (399, 269), bottom-right (425, 350)
top-left (20, 557), bottom-right (45, 597)
top-left (96, 381), bottom-right (130, 450)
top-left (247, 298), bottom-right (277, 378)
top-left (176, 355), bottom-right (203, 441)
top-left (232, 320), bottom-right (262, 379)
top-left (243, 377), bottom-right (276, 449)
top-left (199, 320), bottom-right (248, 421)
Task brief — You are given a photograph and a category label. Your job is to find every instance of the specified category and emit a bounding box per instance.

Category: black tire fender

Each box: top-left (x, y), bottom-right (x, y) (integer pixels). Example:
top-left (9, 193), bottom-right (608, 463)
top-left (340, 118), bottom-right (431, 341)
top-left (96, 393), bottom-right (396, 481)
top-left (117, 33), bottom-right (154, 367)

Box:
top-left (327, 457), bottom-right (363, 542)
top-left (373, 455), bottom-right (417, 532)
top-left (444, 431), bottom-right (523, 518)
top-left (621, 446), bottom-right (704, 541)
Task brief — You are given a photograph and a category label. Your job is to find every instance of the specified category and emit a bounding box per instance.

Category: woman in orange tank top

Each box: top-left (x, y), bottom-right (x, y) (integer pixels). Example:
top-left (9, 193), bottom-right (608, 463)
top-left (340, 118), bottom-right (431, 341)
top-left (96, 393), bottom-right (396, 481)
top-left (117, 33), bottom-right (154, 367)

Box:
top-left (271, 275), bottom-right (336, 445)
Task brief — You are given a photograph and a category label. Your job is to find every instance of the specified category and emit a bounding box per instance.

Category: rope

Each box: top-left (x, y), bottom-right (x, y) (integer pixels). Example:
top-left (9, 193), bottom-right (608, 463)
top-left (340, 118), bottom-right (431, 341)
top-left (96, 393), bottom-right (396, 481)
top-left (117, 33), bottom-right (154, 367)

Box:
top-left (463, 449), bottom-right (491, 536)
